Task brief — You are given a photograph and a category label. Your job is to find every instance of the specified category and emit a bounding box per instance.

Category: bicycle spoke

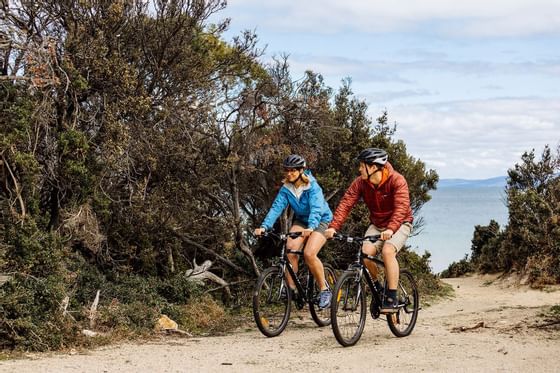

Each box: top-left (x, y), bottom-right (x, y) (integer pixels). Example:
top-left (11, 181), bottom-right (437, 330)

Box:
top-left (309, 264), bottom-right (337, 327)
top-left (331, 271), bottom-right (366, 347)
top-left (253, 267), bottom-right (291, 337)
top-left (386, 270), bottom-right (419, 337)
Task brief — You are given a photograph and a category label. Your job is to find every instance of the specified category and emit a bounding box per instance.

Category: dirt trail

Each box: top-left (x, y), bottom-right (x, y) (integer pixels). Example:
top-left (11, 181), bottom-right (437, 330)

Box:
top-left (1, 274), bottom-right (559, 373)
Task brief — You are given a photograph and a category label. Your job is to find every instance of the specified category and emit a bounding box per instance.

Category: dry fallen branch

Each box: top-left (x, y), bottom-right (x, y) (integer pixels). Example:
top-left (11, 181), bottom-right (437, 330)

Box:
top-left (89, 290), bottom-right (100, 329)
top-left (186, 260), bottom-right (231, 298)
top-left (451, 321), bottom-right (486, 333)
top-left (529, 319), bottom-right (560, 329)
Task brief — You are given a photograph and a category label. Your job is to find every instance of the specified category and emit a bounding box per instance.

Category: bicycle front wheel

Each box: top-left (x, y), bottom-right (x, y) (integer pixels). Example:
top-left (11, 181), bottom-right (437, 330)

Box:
top-left (309, 264), bottom-right (337, 327)
top-left (330, 270), bottom-right (367, 347)
top-left (386, 269), bottom-right (419, 337)
top-left (253, 266), bottom-right (291, 337)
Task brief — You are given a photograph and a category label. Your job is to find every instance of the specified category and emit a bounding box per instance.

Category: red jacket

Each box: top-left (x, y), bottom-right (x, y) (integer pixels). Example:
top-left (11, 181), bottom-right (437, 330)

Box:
top-left (329, 162), bottom-right (413, 233)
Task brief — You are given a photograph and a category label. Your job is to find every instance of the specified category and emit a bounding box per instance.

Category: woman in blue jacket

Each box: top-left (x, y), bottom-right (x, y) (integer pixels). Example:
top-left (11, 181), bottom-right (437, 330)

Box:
top-left (254, 154), bottom-right (333, 309)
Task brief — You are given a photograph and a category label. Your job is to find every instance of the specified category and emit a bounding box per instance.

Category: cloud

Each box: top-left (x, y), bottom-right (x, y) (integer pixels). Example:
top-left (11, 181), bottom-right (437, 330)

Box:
top-left (225, 0), bottom-right (560, 37)
top-left (385, 98), bottom-right (560, 178)
top-left (278, 54), bottom-right (560, 86)
top-left (364, 89), bottom-right (437, 103)
top-left (286, 55), bottom-right (412, 84)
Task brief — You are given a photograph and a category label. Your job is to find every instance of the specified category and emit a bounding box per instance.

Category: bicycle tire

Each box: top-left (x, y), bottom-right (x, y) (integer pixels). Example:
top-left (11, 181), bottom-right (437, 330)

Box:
top-left (253, 266), bottom-right (291, 337)
top-left (309, 264), bottom-right (337, 327)
top-left (330, 270), bottom-right (367, 347)
top-left (386, 269), bottom-right (419, 337)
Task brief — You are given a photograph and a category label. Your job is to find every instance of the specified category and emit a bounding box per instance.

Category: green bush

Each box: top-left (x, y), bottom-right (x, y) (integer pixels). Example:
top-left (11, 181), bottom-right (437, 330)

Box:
top-left (441, 254), bottom-right (475, 278)
top-left (466, 147), bottom-right (560, 285)
top-left (398, 248), bottom-right (449, 299)
top-left (0, 274), bottom-right (79, 351)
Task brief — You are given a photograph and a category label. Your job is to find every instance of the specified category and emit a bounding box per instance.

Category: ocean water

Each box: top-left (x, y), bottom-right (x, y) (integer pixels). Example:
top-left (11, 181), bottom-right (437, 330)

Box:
top-left (407, 186), bottom-right (509, 273)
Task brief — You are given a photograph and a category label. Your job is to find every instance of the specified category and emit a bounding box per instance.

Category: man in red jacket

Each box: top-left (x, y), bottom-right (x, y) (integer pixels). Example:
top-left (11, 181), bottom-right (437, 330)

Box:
top-left (325, 148), bottom-right (413, 313)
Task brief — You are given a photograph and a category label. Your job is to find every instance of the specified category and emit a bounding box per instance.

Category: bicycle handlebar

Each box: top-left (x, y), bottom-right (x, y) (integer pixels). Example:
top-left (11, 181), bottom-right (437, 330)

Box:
top-left (332, 233), bottom-right (381, 243)
top-left (258, 231), bottom-right (303, 240)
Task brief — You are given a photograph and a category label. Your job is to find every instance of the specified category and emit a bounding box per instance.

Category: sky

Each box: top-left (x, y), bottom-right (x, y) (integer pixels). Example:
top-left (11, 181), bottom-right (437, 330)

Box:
top-left (212, 0), bottom-right (560, 179)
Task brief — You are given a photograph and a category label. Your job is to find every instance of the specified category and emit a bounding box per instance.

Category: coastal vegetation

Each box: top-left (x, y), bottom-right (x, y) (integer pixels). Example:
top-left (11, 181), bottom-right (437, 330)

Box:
top-left (442, 145), bottom-right (560, 286)
top-left (0, 0), bottom-right (441, 351)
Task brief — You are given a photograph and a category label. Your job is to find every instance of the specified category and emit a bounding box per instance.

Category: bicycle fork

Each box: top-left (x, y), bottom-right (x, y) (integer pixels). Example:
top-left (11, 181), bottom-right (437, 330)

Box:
top-left (340, 270), bottom-right (363, 312)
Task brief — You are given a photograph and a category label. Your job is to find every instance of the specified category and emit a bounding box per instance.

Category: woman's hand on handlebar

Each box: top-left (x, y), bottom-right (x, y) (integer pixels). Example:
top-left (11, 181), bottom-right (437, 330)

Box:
top-left (254, 227), bottom-right (266, 236)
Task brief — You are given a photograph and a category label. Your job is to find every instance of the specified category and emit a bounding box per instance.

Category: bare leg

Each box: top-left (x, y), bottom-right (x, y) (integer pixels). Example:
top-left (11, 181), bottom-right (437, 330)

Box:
top-left (382, 243), bottom-right (399, 290)
top-left (303, 232), bottom-right (328, 290)
top-left (286, 225), bottom-right (305, 289)
top-left (361, 242), bottom-right (380, 280)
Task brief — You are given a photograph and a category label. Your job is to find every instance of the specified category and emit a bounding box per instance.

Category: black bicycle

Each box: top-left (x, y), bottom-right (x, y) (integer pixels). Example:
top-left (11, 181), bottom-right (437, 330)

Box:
top-left (330, 234), bottom-right (419, 347)
top-left (252, 231), bottom-right (337, 337)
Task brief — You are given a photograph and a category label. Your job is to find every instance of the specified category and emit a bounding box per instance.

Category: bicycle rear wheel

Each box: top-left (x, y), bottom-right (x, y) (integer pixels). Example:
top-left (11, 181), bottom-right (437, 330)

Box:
top-left (309, 264), bottom-right (337, 327)
top-left (386, 269), bottom-right (419, 337)
top-left (330, 270), bottom-right (367, 347)
top-left (253, 266), bottom-right (291, 337)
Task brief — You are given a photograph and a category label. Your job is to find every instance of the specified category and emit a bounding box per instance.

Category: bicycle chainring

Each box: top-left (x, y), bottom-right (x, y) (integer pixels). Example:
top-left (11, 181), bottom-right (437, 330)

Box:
top-left (370, 296), bottom-right (381, 319)
top-left (294, 293), bottom-right (305, 310)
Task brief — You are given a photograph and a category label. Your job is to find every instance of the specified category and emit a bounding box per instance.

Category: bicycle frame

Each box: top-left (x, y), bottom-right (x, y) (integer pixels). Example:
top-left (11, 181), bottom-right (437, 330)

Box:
top-left (331, 233), bottom-right (420, 346)
top-left (264, 232), bottom-right (315, 306)
top-left (253, 231), bottom-right (338, 337)
top-left (339, 234), bottom-right (418, 315)
top-left (337, 235), bottom-right (385, 311)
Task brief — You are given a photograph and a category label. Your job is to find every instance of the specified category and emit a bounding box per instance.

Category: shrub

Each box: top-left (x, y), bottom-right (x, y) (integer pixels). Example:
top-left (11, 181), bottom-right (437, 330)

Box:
top-left (440, 255), bottom-right (475, 278)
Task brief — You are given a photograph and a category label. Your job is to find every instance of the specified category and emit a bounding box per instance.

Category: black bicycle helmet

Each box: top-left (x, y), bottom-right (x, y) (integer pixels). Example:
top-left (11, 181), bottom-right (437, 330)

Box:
top-left (283, 154), bottom-right (306, 169)
top-left (357, 148), bottom-right (388, 165)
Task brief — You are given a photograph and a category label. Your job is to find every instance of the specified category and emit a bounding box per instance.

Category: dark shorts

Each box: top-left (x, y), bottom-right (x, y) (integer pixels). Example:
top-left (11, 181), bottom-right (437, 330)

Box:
top-left (292, 220), bottom-right (329, 237)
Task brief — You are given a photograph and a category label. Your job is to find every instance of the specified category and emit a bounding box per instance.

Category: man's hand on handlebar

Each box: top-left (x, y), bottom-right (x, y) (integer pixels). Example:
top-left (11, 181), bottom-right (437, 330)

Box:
top-left (254, 227), bottom-right (265, 236)
top-left (380, 229), bottom-right (394, 241)
top-left (324, 228), bottom-right (336, 239)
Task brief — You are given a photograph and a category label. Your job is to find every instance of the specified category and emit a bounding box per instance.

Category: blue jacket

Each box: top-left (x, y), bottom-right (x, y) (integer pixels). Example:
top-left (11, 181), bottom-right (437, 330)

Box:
top-left (260, 171), bottom-right (333, 231)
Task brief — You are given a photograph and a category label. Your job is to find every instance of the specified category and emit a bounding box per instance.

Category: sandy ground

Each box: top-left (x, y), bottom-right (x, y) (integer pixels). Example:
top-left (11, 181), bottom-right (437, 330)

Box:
top-left (1, 274), bottom-right (559, 373)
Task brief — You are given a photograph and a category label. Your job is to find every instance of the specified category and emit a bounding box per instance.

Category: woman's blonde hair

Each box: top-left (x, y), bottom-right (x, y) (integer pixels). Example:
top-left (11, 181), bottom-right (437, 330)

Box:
top-left (282, 170), bottom-right (309, 185)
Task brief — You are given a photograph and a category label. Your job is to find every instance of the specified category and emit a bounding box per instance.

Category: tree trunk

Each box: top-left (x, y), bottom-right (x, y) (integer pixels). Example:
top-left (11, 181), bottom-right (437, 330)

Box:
top-left (230, 164), bottom-right (260, 277)
top-left (167, 247), bottom-right (175, 273)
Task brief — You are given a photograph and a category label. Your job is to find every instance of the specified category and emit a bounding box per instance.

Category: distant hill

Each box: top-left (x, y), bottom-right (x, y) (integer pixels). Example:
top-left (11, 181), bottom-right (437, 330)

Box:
top-left (438, 176), bottom-right (507, 188)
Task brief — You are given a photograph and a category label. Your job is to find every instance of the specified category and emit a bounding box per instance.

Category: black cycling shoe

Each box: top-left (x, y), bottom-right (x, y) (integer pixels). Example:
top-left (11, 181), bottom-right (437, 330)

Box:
top-left (380, 296), bottom-right (399, 314)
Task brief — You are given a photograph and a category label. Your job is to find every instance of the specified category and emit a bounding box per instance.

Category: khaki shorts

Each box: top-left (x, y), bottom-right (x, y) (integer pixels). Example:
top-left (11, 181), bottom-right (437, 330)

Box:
top-left (292, 220), bottom-right (329, 238)
top-left (363, 222), bottom-right (413, 253)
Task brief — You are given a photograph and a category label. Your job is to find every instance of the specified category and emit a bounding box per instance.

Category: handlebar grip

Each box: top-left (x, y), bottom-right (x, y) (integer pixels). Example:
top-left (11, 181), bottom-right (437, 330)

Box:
top-left (287, 231), bottom-right (303, 238)
top-left (364, 235), bottom-right (381, 242)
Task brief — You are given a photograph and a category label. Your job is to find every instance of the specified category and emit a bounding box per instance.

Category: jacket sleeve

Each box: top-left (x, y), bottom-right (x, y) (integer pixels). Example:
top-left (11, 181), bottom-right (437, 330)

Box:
top-left (306, 182), bottom-right (327, 230)
top-left (261, 189), bottom-right (289, 231)
top-left (386, 175), bottom-right (411, 232)
top-left (329, 178), bottom-right (362, 231)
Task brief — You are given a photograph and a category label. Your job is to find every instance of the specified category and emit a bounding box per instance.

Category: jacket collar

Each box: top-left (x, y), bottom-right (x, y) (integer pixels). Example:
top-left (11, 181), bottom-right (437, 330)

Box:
top-left (366, 162), bottom-right (394, 188)
top-left (283, 170), bottom-right (313, 196)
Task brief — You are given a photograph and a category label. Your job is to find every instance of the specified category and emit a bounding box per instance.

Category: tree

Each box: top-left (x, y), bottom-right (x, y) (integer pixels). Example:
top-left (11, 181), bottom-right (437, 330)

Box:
top-left (501, 146), bottom-right (560, 283)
